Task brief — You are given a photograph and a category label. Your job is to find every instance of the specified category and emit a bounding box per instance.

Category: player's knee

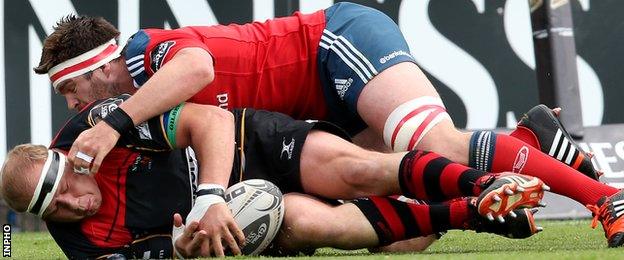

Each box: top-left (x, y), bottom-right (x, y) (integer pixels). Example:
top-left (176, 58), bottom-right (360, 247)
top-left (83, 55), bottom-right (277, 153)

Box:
top-left (383, 96), bottom-right (452, 152)
top-left (418, 126), bottom-right (471, 164)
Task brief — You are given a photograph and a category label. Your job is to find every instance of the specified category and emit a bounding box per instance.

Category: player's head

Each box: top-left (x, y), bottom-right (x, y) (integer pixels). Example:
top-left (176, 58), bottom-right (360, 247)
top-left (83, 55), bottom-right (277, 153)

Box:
top-left (33, 14), bottom-right (135, 111)
top-left (0, 144), bottom-right (101, 222)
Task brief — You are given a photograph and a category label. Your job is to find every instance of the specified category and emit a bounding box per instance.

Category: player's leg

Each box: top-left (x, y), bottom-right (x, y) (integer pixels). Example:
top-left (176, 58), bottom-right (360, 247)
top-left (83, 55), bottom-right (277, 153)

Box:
top-left (273, 193), bottom-right (381, 253)
top-left (320, 3), bottom-right (616, 210)
top-left (273, 193), bottom-right (541, 254)
top-left (299, 129), bottom-right (547, 216)
top-left (298, 130), bottom-right (404, 198)
top-left (351, 127), bottom-right (391, 152)
top-left (243, 107), bottom-right (546, 216)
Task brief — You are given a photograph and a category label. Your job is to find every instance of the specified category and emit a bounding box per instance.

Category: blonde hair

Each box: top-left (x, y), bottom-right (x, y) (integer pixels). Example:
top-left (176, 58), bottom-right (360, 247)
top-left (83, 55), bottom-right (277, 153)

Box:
top-left (0, 144), bottom-right (48, 212)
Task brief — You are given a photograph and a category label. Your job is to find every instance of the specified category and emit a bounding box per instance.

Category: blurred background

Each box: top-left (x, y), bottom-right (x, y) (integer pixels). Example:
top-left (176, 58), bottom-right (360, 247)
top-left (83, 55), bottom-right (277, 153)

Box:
top-left (1, 0), bottom-right (623, 231)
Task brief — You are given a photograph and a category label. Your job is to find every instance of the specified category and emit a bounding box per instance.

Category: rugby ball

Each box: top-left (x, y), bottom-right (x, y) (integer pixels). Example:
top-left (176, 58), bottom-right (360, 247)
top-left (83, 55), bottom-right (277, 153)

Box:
top-left (226, 179), bottom-right (284, 255)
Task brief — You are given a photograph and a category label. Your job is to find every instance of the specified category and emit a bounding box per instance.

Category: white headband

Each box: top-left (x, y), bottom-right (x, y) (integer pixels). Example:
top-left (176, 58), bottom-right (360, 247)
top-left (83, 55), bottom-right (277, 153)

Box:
top-left (48, 38), bottom-right (122, 91)
top-left (27, 150), bottom-right (66, 217)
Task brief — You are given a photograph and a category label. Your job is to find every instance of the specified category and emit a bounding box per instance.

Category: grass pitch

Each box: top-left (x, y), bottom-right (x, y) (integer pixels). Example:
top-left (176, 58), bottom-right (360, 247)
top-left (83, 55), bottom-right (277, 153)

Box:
top-left (10, 219), bottom-right (623, 259)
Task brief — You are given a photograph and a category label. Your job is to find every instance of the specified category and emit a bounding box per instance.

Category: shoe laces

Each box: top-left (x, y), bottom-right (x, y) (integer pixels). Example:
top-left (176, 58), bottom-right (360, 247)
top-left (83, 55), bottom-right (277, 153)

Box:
top-left (473, 174), bottom-right (499, 195)
top-left (587, 204), bottom-right (605, 229)
top-left (587, 200), bottom-right (621, 237)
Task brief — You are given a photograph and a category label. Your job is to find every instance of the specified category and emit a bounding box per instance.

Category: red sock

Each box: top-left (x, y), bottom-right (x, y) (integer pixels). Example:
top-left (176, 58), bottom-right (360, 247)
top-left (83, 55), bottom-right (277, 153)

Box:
top-left (469, 131), bottom-right (618, 205)
top-left (399, 150), bottom-right (487, 201)
top-left (351, 197), bottom-right (470, 246)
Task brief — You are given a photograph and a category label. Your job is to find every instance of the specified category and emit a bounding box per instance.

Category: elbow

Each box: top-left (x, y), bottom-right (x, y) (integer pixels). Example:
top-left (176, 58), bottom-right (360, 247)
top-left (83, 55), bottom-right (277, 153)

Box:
top-left (186, 63), bottom-right (214, 94)
top-left (195, 63), bottom-right (215, 88)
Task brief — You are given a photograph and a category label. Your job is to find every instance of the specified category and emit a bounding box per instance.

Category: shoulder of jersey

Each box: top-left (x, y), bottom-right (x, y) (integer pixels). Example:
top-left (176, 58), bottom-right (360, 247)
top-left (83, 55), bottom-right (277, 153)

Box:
top-left (124, 30), bottom-right (150, 87)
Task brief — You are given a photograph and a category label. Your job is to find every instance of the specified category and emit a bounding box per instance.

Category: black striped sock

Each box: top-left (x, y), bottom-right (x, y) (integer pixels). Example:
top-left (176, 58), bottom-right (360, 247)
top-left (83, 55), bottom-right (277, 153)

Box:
top-left (350, 196), bottom-right (470, 246)
top-left (399, 150), bottom-right (487, 201)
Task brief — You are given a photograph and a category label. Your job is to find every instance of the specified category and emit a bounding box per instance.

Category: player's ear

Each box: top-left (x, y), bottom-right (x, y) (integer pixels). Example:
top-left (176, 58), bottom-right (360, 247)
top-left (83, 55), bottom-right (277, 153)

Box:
top-left (100, 62), bottom-right (113, 76)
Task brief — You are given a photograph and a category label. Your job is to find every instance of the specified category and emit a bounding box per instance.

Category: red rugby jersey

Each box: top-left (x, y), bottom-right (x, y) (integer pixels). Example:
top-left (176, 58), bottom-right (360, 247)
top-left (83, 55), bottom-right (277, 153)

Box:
top-left (124, 10), bottom-right (328, 120)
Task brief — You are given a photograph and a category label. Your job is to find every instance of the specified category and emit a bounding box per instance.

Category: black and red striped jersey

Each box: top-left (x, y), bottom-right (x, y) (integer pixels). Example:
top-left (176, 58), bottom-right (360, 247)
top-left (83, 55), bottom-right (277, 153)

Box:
top-left (46, 94), bottom-right (196, 259)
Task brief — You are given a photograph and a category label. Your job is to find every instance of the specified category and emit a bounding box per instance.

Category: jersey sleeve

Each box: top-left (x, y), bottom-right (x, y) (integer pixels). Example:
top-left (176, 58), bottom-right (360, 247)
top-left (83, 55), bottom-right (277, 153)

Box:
top-left (124, 29), bottom-right (213, 87)
top-left (49, 94), bottom-right (178, 152)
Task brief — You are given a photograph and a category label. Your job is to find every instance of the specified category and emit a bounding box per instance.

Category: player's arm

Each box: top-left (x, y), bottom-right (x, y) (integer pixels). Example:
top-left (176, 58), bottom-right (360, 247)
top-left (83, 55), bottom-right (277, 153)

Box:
top-left (172, 102), bottom-right (233, 189)
top-left (68, 47), bottom-right (214, 174)
top-left (121, 47), bottom-right (214, 127)
top-left (165, 102), bottom-right (245, 257)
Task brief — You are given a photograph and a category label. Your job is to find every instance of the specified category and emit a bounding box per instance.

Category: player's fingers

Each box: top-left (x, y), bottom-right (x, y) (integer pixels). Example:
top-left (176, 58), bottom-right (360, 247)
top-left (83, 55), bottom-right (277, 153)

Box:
top-left (90, 152), bottom-right (105, 174)
top-left (229, 221), bottom-right (246, 246)
top-left (190, 230), bottom-right (207, 255)
top-left (200, 234), bottom-right (212, 257)
top-left (67, 145), bottom-right (79, 165)
top-left (172, 214), bottom-right (185, 240)
top-left (72, 156), bottom-right (91, 175)
top-left (222, 228), bottom-right (241, 256)
top-left (173, 213), bottom-right (183, 228)
top-left (211, 234), bottom-right (225, 257)
top-left (184, 221), bottom-right (200, 238)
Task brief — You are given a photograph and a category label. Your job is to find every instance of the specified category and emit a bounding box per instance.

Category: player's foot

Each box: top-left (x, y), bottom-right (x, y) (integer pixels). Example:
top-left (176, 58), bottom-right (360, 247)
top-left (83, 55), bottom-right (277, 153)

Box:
top-left (467, 198), bottom-right (542, 239)
top-left (587, 190), bottom-right (624, 247)
top-left (476, 173), bottom-right (548, 222)
top-left (517, 104), bottom-right (600, 180)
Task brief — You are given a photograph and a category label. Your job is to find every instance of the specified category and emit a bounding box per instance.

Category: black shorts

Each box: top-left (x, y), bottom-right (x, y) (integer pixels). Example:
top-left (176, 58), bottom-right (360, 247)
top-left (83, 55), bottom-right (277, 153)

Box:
top-left (229, 108), bottom-right (350, 193)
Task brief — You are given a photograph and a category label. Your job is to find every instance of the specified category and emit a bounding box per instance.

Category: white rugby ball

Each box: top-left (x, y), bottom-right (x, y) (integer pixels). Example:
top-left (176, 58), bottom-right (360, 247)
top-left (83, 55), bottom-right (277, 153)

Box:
top-left (226, 179), bottom-right (284, 255)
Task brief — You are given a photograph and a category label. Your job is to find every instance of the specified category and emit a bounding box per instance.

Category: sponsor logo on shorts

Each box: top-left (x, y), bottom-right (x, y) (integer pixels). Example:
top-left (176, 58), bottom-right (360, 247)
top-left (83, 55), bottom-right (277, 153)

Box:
top-left (379, 50), bottom-right (413, 64)
top-left (334, 78), bottom-right (352, 100)
top-left (150, 41), bottom-right (176, 72)
top-left (281, 137), bottom-right (295, 160)
top-left (513, 146), bottom-right (530, 173)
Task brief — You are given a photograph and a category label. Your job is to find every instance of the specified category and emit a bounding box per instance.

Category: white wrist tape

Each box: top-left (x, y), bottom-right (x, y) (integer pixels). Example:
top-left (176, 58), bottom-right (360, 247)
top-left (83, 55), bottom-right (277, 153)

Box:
top-left (197, 183), bottom-right (226, 192)
top-left (186, 184), bottom-right (226, 224)
top-left (173, 183), bottom-right (226, 259)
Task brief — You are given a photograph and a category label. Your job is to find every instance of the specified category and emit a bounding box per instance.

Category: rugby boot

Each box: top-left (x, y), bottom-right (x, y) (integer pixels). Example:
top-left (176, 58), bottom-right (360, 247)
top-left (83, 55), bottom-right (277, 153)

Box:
top-left (587, 190), bottom-right (624, 247)
top-left (466, 197), bottom-right (542, 239)
top-left (476, 173), bottom-right (549, 222)
top-left (517, 104), bottom-right (600, 180)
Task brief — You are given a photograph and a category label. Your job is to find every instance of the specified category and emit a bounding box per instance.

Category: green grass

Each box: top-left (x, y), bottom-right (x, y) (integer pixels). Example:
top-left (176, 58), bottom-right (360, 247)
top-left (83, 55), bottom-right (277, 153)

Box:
top-left (11, 219), bottom-right (623, 259)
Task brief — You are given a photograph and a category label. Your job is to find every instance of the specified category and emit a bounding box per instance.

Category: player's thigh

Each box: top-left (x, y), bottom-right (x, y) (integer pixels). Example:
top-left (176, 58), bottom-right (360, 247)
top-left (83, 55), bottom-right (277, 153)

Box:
top-left (352, 127), bottom-right (392, 152)
top-left (299, 130), bottom-right (372, 196)
top-left (357, 62), bottom-right (443, 134)
top-left (319, 3), bottom-right (453, 139)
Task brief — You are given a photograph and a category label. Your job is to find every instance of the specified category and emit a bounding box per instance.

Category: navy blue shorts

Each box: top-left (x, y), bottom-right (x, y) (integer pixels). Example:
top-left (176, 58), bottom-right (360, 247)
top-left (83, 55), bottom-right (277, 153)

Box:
top-left (318, 2), bottom-right (417, 135)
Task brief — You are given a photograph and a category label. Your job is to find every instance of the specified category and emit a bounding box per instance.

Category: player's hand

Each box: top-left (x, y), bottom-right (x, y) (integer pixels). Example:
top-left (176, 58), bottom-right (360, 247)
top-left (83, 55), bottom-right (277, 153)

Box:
top-left (67, 121), bottom-right (120, 175)
top-left (190, 202), bottom-right (245, 257)
top-left (172, 213), bottom-right (206, 258)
